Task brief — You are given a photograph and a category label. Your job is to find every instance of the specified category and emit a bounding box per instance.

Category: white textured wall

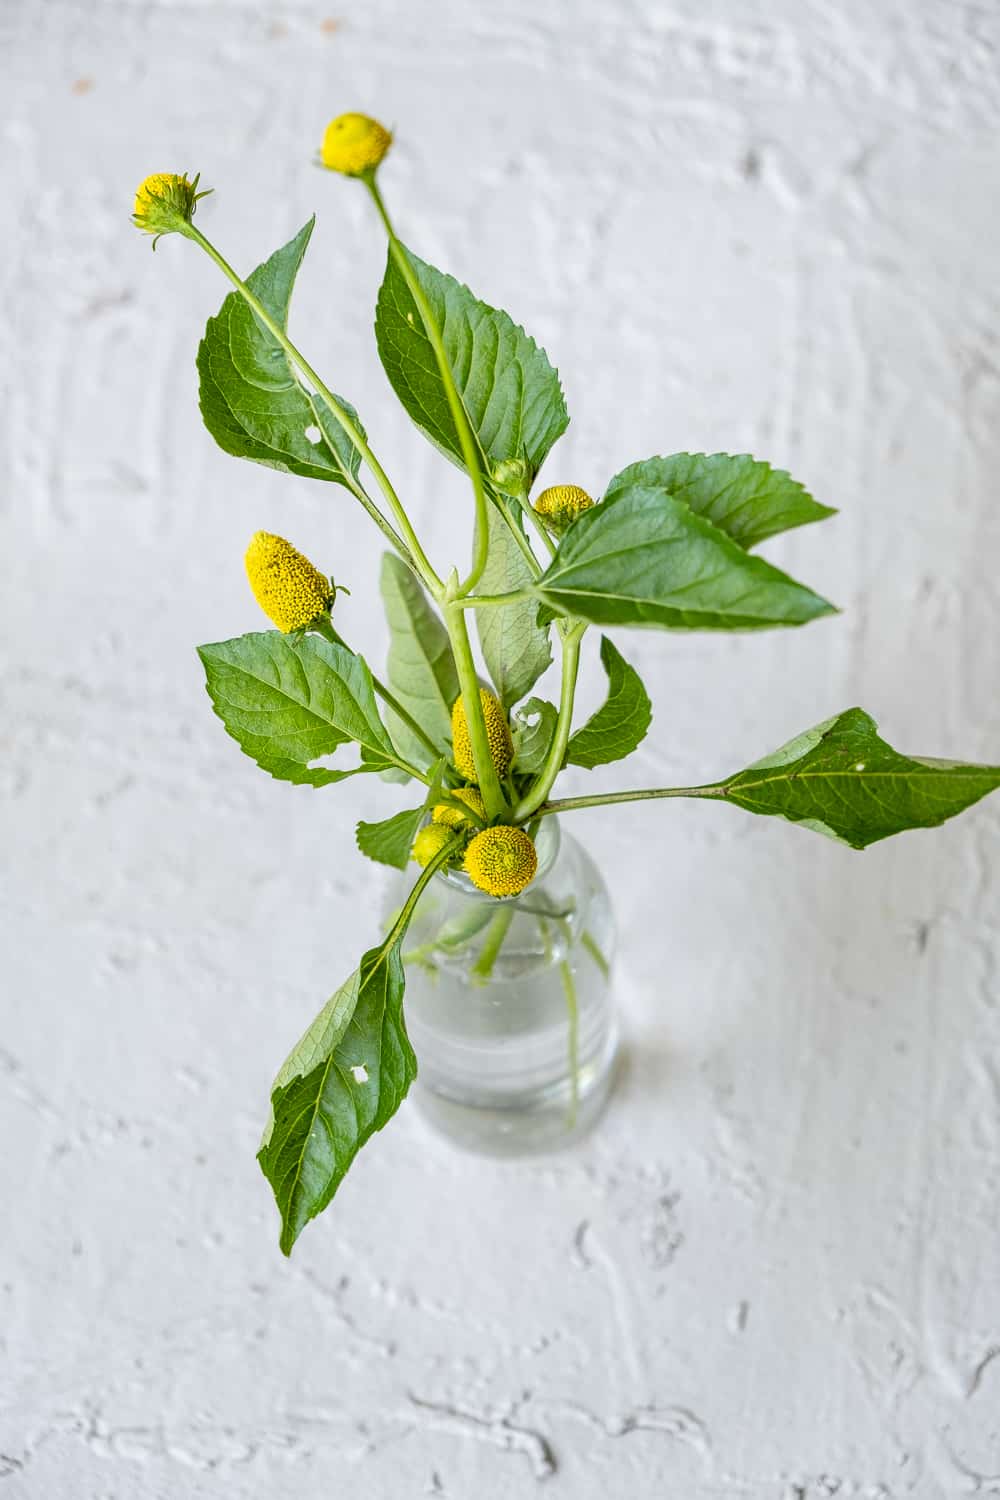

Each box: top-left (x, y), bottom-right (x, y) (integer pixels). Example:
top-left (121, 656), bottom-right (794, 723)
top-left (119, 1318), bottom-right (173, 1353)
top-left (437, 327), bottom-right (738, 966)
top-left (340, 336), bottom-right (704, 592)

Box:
top-left (4, 1), bottom-right (1000, 1495)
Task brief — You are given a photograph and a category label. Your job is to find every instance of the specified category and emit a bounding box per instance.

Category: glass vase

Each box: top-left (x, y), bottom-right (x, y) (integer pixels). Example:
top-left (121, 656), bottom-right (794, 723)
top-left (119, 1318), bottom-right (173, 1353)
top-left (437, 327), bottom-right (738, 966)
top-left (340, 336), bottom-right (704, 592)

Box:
top-left (388, 817), bottom-right (619, 1155)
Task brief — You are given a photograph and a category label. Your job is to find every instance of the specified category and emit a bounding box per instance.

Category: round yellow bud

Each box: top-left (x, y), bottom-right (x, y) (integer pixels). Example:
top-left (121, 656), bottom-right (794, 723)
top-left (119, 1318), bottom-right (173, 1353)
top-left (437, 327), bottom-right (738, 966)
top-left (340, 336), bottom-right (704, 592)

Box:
top-left (533, 484), bottom-right (595, 534)
top-left (244, 531), bottom-right (333, 633)
top-left (412, 823), bottom-right (455, 869)
top-left (320, 113), bottom-right (393, 176)
top-left (464, 826), bottom-right (538, 898)
top-left (432, 787), bottom-right (487, 829)
top-left (132, 172), bottom-right (209, 238)
top-left (451, 689), bottom-right (513, 783)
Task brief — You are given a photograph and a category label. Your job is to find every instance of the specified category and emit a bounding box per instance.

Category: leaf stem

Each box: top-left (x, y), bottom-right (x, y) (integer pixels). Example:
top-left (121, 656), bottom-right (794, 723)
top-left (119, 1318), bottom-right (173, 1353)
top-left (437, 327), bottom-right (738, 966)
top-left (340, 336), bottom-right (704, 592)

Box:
top-left (460, 589), bottom-right (536, 609)
top-left (514, 622), bottom-right (585, 821)
top-left (538, 784), bottom-right (728, 816)
top-left (363, 177), bottom-right (492, 597)
top-left (187, 224), bottom-right (442, 594)
top-left (471, 905), bottom-right (515, 983)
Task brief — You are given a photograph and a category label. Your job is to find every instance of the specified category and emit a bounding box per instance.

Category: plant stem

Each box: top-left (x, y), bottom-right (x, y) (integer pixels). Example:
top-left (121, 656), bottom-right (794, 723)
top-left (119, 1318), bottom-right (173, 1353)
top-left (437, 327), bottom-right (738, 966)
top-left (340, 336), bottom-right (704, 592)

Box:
top-left (581, 930), bottom-right (610, 980)
top-left (539, 784), bottom-right (728, 815)
top-left (187, 225), bottom-right (442, 594)
top-left (363, 177), bottom-right (492, 597)
top-left (472, 905), bottom-right (515, 983)
top-left (558, 956), bottom-right (580, 1125)
top-left (514, 622), bottom-right (585, 821)
top-left (444, 603), bottom-right (509, 819)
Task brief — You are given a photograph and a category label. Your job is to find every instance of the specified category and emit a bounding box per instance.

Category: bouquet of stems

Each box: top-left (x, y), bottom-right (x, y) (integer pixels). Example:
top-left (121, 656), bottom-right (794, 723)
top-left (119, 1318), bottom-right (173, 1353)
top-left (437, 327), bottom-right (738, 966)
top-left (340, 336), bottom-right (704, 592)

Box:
top-left (134, 114), bottom-right (1000, 1254)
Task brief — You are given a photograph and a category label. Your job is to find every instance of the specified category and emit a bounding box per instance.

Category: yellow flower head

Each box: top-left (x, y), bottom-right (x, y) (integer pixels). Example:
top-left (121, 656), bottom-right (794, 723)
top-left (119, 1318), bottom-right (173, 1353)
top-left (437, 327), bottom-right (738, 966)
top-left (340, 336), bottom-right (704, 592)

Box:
top-left (533, 484), bottom-right (595, 534)
top-left (451, 689), bottom-right (513, 783)
top-left (320, 114), bottom-right (393, 176)
top-left (244, 531), bottom-right (333, 633)
top-left (412, 822), bottom-right (456, 869)
top-left (464, 825), bottom-right (538, 898)
top-left (432, 787), bottom-right (487, 829)
top-left (132, 172), bottom-right (209, 240)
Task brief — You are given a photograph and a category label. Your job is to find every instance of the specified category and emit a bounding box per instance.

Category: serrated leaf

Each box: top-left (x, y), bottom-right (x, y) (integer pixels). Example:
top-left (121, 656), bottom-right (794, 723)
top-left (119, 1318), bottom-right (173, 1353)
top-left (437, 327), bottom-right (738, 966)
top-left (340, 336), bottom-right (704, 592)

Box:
top-left (538, 483), bottom-right (836, 631)
top-left (258, 934), bottom-right (415, 1255)
top-left (716, 708), bottom-right (1000, 847)
top-left (512, 697), bottom-right (558, 775)
top-left (197, 631), bottom-right (398, 786)
top-left (197, 218), bottom-right (363, 484)
top-left (566, 637), bottom-right (652, 769)
top-left (356, 805), bottom-right (425, 870)
top-left (380, 554), bottom-right (459, 767)
top-left (605, 453), bottom-right (835, 550)
top-left (475, 502), bottom-right (552, 707)
top-left (375, 244), bottom-right (568, 483)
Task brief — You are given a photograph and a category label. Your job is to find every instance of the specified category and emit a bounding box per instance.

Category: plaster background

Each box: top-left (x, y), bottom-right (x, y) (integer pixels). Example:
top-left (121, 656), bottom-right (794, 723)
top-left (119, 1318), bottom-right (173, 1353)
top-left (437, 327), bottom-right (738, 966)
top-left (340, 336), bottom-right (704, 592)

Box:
top-left (3, 1), bottom-right (1000, 1495)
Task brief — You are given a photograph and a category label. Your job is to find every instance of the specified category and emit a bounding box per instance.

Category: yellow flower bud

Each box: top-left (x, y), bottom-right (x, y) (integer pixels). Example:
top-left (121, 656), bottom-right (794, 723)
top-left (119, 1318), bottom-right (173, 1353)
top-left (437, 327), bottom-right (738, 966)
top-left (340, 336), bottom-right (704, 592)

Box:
top-left (533, 484), bottom-right (595, 534)
top-left (412, 823), bottom-right (455, 869)
top-left (244, 531), bottom-right (333, 633)
top-left (451, 689), bottom-right (513, 782)
top-left (464, 826), bottom-right (538, 898)
top-left (320, 113), bottom-right (393, 176)
top-left (132, 172), bottom-right (209, 240)
top-left (432, 787), bottom-right (487, 829)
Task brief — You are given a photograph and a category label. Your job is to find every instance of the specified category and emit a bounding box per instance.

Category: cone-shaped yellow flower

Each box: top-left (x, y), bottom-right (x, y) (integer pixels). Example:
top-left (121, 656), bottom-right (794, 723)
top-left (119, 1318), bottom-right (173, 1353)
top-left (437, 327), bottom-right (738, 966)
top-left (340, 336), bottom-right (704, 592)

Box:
top-left (451, 689), bottom-right (513, 783)
top-left (432, 787), bottom-right (487, 829)
top-left (464, 826), bottom-right (538, 897)
top-left (320, 114), bottom-right (393, 176)
top-left (412, 823), bottom-right (455, 869)
top-left (533, 484), bottom-right (595, 534)
top-left (132, 172), bottom-right (209, 238)
top-left (244, 531), bottom-right (333, 633)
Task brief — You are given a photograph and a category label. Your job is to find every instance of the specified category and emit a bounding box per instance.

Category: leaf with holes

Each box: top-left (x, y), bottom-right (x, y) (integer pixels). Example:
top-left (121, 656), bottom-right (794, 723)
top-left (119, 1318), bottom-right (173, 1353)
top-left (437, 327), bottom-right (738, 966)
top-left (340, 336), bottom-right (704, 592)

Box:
top-left (375, 244), bottom-right (568, 483)
top-left (197, 631), bottom-right (399, 786)
top-left (476, 502), bottom-right (552, 708)
top-left (714, 708), bottom-right (1000, 847)
top-left (512, 697), bottom-right (558, 776)
top-left (605, 453), bottom-right (835, 551)
top-left (258, 849), bottom-right (456, 1254)
top-left (197, 218), bottom-right (363, 484)
top-left (566, 637), bottom-right (652, 769)
top-left (538, 482), bottom-right (836, 631)
top-left (380, 554), bottom-right (459, 768)
top-left (258, 936), bottom-right (414, 1255)
top-left (356, 805), bottom-right (426, 870)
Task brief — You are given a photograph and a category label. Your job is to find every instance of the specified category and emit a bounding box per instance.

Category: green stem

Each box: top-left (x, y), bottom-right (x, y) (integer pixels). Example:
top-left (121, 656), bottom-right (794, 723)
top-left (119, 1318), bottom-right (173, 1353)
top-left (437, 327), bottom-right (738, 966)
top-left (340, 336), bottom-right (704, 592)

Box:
top-left (514, 623), bottom-right (585, 821)
top-left (188, 225), bottom-right (442, 594)
top-left (491, 493), bottom-right (544, 579)
top-left (558, 956), bottom-right (580, 1125)
top-left (515, 493), bottom-right (557, 560)
top-left (539, 784), bottom-right (728, 815)
top-left (581, 930), bottom-right (610, 980)
top-left (387, 831), bottom-right (464, 947)
top-left (444, 603), bottom-right (508, 819)
top-left (472, 905), bottom-right (515, 983)
top-left (364, 177), bottom-right (491, 596)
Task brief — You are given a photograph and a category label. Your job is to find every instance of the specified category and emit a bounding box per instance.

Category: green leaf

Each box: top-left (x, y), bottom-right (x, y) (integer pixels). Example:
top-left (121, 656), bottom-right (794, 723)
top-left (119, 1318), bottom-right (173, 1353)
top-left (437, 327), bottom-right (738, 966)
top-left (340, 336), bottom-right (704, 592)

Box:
top-left (374, 244), bottom-right (568, 483)
top-left (717, 708), bottom-right (1000, 847)
top-left (512, 697), bottom-right (558, 775)
top-left (258, 934), bottom-right (415, 1255)
top-left (475, 502), bottom-right (552, 707)
top-left (537, 483), bottom-right (836, 632)
top-left (380, 554), bottom-right (459, 767)
top-left (605, 453), bottom-right (835, 550)
top-left (356, 805), bottom-right (425, 870)
top-left (197, 631), bottom-right (398, 786)
top-left (197, 218), bottom-right (363, 485)
top-left (566, 637), bottom-right (652, 769)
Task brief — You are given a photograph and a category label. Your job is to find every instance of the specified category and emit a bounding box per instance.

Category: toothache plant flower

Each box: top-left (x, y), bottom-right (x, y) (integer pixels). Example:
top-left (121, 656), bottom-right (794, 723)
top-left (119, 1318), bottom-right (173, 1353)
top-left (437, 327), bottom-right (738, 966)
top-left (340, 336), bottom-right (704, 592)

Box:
top-left (134, 113), bottom-right (1000, 1255)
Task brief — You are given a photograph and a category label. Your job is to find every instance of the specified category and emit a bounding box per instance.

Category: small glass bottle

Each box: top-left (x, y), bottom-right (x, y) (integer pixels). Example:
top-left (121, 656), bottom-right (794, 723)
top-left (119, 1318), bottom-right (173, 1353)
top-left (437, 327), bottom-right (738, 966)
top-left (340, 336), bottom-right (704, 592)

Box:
top-left (389, 817), bottom-right (618, 1154)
